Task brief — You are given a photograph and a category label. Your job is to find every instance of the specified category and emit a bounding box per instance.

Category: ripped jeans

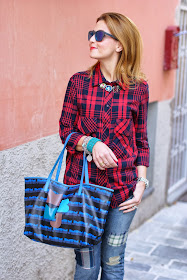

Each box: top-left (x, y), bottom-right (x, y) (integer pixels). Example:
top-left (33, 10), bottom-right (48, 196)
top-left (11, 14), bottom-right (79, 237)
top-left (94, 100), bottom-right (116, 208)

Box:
top-left (74, 198), bottom-right (137, 280)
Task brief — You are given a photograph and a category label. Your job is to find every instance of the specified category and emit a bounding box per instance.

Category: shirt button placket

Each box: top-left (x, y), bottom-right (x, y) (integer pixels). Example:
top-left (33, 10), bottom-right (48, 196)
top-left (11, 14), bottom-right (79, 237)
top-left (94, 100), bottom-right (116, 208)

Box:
top-left (104, 104), bottom-right (110, 122)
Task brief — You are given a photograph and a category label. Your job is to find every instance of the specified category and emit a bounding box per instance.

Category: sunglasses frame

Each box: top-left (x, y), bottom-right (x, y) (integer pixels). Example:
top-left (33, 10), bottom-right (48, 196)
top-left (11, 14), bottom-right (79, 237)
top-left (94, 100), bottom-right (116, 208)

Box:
top-left (88, 30), bottom-right (118, 42)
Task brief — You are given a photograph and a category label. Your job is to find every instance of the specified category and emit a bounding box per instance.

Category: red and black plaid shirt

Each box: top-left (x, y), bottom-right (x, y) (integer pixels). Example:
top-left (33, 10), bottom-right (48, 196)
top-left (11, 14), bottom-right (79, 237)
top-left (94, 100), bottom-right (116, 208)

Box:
top-left (59, 63), bottom-right (150, 208)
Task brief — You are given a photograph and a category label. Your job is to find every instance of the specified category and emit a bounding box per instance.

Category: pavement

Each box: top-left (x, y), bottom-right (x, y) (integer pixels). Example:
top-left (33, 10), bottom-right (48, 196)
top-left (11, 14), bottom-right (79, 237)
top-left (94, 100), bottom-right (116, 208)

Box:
top-left (124, 199), bottom-right (187, 280)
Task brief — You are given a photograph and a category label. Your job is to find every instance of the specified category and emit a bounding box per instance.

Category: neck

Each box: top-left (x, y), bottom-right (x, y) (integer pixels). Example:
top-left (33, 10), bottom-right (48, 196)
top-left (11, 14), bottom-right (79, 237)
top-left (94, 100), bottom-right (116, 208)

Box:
top-left (99, 60), bottom-right (118, 82)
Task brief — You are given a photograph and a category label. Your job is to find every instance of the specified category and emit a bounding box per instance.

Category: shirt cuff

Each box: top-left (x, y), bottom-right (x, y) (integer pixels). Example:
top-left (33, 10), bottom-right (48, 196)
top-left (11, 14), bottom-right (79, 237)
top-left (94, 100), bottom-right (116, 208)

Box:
top-left (65, 132), bottom-right (84, 154)
top-left (135, 148), bottom-right (150, 167)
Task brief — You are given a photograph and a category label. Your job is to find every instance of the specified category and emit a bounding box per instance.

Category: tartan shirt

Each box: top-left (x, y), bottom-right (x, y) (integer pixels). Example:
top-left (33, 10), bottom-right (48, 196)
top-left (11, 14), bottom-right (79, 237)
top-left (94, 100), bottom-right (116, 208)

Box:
top-left (59, 63), bottom-right (150, 208)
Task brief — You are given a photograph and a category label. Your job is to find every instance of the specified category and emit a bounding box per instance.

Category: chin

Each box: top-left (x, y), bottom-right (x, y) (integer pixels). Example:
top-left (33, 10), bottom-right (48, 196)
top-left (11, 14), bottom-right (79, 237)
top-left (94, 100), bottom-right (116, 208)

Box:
top-left (90, 55), bottom-right (99, 60)
top-left (90, 53), bottom-right (102, 59)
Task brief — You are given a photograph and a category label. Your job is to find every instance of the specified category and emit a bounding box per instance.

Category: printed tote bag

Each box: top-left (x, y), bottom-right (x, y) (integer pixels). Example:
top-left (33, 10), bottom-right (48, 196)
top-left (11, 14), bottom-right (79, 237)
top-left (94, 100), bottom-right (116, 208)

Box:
top-left (24, 132), bottom-right (114, 248)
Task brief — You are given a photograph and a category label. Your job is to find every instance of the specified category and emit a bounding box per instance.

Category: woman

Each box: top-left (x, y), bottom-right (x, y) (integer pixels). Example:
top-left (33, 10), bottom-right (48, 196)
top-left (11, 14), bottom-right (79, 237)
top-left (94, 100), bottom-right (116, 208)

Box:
top-left (59, 12), bottom-right (150, 280)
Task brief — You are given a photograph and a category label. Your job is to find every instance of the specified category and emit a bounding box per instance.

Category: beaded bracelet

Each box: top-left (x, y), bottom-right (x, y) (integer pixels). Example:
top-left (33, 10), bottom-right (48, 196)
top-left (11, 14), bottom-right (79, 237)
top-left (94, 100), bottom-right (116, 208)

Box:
top-left (87, 137), bottom-right (102, 153)
top-left (82, 136), bottom-right (92, 155)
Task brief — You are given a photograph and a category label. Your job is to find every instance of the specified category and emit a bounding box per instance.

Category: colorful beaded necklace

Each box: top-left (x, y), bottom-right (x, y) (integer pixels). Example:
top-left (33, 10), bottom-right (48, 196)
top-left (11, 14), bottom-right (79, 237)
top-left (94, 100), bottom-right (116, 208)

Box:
top-left (99, 83), bottom-right (120, 93)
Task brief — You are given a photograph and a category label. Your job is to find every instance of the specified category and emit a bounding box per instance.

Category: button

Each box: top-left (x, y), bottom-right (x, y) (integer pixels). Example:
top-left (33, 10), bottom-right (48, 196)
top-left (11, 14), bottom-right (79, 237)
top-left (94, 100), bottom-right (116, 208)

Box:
top-left (106, 104), bottom-right (109, 107)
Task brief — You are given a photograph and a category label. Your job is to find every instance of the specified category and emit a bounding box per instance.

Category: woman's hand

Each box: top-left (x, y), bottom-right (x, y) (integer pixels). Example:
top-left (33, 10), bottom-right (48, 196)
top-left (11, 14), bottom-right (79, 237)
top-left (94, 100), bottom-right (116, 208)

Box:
top-left (118, 181), bottom-right (146, 213)
top-left (92, 141), bottom-right (118, 170)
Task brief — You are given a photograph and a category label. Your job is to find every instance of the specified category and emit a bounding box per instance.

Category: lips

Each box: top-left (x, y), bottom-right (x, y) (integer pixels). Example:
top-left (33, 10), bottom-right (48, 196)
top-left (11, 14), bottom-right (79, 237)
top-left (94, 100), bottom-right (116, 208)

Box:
top-left (90, 46), bottom-right (97, 50)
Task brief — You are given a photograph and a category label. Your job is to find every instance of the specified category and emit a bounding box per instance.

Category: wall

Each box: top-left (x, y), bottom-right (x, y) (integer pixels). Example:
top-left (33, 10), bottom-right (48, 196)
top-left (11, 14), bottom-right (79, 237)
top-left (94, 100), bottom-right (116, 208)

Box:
top-left (0, 0), bottom-right (179, 151)
top-left (0, 135), bottom-right (76, 280)
top-left (131, 98), bottom-right (173, 229)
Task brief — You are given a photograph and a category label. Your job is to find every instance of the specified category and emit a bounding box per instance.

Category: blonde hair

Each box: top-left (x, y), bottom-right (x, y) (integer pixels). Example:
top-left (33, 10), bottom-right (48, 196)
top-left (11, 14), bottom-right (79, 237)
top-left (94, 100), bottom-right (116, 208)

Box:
top-left (88, 12), bottom-right (147, 88)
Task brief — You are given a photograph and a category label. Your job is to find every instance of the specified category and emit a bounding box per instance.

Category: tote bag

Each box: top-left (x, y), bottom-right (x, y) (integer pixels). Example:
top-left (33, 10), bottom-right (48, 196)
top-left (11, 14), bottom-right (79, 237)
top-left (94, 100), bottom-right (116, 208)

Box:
top-left (24, 132), bottom-right (114, 248)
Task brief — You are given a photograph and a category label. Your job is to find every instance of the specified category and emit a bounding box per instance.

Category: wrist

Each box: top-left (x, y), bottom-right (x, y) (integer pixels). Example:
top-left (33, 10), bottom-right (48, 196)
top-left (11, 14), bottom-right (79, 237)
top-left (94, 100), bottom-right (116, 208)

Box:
top-left (87, 137), bottom-right (102, 153)
top-left (136, 180), bottom-right (146, 190)
top-left (137, 177), bottom-right (149, 189)
top-left (82, 136), bottom-right (92, 153)
top-left (92, 141), bottom-right (100, 151)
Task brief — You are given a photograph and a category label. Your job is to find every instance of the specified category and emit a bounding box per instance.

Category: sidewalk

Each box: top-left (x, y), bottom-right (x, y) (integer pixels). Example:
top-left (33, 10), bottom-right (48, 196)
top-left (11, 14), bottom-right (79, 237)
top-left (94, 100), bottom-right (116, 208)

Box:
top-left (125, 201), bottom-right (187, 280)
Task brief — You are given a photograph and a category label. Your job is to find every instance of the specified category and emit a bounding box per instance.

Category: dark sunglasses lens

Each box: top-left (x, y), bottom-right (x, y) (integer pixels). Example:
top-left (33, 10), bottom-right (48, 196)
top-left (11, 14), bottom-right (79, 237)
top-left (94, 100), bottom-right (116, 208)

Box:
top-left (95, 30), bottom-right (105, 41)
top-left (88, 31), bottom-right (94, 40)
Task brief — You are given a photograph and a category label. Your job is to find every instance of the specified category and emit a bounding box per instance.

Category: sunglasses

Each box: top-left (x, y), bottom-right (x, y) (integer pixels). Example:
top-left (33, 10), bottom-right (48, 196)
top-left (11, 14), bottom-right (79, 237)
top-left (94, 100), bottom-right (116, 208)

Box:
top-left (88, 30), bottom-right (118, 42)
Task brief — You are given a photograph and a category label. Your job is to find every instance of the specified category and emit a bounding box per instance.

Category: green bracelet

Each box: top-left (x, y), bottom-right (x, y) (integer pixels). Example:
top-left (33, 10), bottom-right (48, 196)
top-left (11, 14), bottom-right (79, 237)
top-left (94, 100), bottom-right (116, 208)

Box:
top-left (87, 137), bottom-right (101, 153)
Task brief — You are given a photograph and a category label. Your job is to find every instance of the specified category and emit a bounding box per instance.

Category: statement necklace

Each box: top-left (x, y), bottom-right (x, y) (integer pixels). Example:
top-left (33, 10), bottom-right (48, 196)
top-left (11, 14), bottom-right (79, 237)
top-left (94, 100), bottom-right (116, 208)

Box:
top-left (99, 83), bottom-right (120, 93)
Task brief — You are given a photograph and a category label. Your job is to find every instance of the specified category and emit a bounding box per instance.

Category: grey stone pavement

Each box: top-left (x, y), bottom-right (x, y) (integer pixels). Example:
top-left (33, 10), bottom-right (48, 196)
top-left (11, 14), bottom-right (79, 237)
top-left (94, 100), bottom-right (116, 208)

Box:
top-left (124, 201), bottom-right (187, 280)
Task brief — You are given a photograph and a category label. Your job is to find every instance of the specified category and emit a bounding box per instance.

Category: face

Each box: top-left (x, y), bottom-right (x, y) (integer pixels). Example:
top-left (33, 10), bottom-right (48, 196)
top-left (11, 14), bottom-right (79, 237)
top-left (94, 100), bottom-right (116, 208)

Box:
top-left (89, 20), bottom-right (122, 62)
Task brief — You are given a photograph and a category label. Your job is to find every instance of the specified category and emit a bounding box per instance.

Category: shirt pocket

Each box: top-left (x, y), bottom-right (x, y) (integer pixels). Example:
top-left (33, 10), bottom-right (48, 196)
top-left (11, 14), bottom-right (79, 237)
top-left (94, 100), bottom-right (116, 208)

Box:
top-left (112, 118), bottom-right (133, 158)
top-left (77, 116), bottom-right (98, 137)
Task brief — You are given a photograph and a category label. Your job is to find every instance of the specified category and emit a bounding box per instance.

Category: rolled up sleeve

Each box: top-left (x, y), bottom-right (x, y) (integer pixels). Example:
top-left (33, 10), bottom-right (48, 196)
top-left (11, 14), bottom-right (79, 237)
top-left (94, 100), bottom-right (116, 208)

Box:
top-left (134, 83), bottom-right (150, 167)
top-left (59, 76), bottom-right (83, 154)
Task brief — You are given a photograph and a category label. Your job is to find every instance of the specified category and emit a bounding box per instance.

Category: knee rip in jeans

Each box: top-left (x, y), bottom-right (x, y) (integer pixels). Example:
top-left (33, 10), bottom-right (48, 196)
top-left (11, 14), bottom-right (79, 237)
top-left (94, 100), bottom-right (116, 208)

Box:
top-left (75, 248), bottom-right (95, 269)
top-left (107, 232), bottom-right (128, 247)
top-left (106, 255), bottom-right (120, 266)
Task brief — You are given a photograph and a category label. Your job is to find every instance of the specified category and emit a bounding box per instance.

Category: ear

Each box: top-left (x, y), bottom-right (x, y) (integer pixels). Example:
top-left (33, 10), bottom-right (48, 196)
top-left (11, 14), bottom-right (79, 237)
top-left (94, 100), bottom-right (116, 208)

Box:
top-left (116, 41), bottom-right (123, 52)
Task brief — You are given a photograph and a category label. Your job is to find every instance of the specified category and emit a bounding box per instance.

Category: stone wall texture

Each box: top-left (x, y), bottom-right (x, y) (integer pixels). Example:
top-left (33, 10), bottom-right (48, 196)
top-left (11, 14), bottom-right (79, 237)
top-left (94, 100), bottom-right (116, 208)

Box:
top-left (0, 134), bottom-right (75, 280)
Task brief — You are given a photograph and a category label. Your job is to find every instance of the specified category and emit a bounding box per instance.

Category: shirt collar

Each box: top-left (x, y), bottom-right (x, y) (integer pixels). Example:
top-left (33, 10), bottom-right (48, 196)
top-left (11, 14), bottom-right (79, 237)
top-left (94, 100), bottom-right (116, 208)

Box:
top-left (91, 62), bottom-right (127, 91)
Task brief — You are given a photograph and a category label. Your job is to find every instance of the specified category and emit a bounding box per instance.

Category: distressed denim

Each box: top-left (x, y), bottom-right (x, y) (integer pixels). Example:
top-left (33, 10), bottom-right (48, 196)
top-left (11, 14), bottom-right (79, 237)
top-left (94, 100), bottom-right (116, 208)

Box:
top-left (74, 196), bottom-right (137, 280)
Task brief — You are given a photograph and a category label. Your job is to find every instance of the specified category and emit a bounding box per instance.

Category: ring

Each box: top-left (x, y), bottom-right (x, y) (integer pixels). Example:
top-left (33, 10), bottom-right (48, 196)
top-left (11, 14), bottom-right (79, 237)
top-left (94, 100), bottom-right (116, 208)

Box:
top-left (132, 205), bottom-right (138, 209)
top-left (100, 162), bottom-right (105, 166)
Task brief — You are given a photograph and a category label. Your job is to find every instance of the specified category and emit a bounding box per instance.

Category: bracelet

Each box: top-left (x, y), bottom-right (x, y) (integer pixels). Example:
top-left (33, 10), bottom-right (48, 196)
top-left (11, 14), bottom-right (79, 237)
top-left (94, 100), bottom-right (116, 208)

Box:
top-left (137, 177), bottom-right (149, 189)
top-left (82, 136), bottom-right (92, 155)
top-left (87, 137), bottom-right (102, 153)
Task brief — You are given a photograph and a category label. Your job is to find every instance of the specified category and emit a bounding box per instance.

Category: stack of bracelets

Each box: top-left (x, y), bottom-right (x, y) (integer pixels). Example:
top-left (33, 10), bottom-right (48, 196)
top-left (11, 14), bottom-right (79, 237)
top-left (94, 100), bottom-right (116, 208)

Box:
top-left (82, 136), bottom-right (102, 161)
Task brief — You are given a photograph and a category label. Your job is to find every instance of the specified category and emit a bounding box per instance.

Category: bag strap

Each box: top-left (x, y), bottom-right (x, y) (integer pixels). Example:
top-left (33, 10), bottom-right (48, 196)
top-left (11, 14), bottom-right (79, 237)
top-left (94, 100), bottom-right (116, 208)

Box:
top-left (55, 151), bottom-right (64, 181)
top-left (78, 151), bottom-right (89, 195)
top-left (43, 132), bottom-right (90, 193)
top-left (55, 137), bottom-right (89, 185)
top-left (84, 153), bottom-right (89, 184)
top-left (43, 132), bottom-right (75, 192)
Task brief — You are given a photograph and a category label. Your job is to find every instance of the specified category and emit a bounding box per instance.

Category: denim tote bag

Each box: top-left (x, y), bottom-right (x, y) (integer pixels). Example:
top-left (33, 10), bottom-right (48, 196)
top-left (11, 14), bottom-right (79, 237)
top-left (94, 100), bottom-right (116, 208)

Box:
top-left (24, 132), bottom-right (114, 248)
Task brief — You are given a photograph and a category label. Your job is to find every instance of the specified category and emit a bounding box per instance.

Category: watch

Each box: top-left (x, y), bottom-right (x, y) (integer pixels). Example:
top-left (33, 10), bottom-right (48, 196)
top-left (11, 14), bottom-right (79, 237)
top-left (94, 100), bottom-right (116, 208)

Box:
top-left (137, 177), bottom-right (149, 189)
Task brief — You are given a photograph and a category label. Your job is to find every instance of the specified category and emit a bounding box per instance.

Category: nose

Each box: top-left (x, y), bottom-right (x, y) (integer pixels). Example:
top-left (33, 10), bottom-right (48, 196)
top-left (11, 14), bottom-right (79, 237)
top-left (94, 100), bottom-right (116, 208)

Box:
top-left (89, 34), bottom-right (96, 42)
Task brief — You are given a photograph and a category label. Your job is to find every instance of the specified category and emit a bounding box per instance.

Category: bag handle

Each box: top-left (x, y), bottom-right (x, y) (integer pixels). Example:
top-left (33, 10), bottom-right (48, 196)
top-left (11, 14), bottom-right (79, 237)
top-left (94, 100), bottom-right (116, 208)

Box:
top-left (55, 136), bottom-right (89, 185)
top-left (43, 132), bottom-right (89, 193)
top-left (78, 151), bottom-right (89, 195)
top-left (43, 132), bottom-right (74, 192)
